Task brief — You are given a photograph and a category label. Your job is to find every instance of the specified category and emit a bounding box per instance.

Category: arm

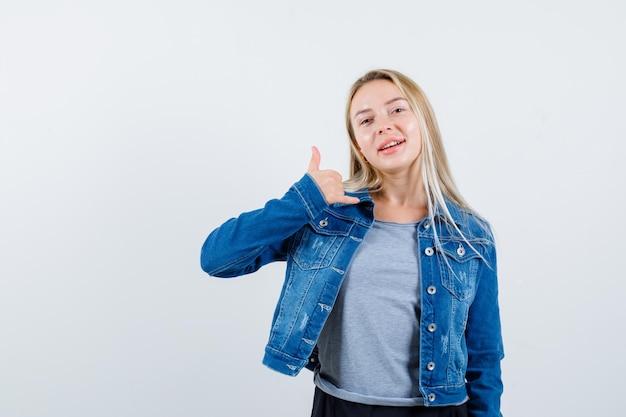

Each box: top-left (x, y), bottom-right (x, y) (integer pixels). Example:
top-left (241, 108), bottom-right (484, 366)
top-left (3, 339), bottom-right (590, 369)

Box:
top-left (200, 174), bottom-right (328, 277)
top-left (201, 147), bottom-right (360, 278)
top-left (465, 240), bottom-right (505, 417)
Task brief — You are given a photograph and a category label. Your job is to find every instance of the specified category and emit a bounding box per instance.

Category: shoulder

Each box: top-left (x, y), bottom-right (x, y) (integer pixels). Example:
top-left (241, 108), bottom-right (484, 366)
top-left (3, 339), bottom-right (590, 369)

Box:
top-left (444, 200), bottom-right (494, 243)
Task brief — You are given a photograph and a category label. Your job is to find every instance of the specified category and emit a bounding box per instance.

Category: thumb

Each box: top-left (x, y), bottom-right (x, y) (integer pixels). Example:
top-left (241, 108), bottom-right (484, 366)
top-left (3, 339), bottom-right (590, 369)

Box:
top-left (307, 146), bottom-right (321, 173)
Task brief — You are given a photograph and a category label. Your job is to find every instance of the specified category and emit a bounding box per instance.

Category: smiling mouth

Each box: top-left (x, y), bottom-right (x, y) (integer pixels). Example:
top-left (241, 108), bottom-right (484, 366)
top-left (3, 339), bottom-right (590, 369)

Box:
top-left (379, 139), bottom-right (405, 151)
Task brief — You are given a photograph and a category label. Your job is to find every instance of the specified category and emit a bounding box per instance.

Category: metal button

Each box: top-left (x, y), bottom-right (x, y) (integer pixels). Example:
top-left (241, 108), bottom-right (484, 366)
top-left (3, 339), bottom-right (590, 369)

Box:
top-left (427, 286), bottom-right (437, 295)
top-left (424, 247), bottom-right (434, 256)
top-left (428, 393), bottom-right (436, 402)
top-left (427, 323), bottom-right (437, 332)
top-left (423, 220), bottom-right (430, 229)
top-left (319, 218), bottom-right (328, 227)
top-left (426, 361), bottom-right (436, 371)
top-left (457, 244), bottom-right (466, 257)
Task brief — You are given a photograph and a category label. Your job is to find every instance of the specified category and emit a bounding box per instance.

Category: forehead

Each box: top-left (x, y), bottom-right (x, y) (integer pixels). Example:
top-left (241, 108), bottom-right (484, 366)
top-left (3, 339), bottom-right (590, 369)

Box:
top-left (350, 79), bottom-right (404, 114)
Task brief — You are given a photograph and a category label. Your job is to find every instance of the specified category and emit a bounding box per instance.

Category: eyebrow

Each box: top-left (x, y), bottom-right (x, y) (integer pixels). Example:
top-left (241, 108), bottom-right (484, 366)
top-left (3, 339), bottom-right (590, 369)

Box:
top-left (352, 97), bottom-right (408, 120)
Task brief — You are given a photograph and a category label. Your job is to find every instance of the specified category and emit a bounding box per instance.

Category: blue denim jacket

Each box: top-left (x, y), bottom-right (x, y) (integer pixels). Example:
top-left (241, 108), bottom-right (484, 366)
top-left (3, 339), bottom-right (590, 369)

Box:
top-left (201, 174), bottom-right (504, 417)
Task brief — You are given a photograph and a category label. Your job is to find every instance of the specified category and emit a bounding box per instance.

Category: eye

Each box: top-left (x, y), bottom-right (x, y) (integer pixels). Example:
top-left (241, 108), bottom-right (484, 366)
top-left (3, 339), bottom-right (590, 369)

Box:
top-left (359, 118), bottom-right (372, 125)
top-left (392, 107), bottom-right (406, 114)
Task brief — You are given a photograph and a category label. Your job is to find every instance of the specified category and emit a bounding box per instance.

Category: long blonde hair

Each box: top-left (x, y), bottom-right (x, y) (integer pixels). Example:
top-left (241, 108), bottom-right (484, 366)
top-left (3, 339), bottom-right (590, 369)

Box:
top-left (344, 69), bottom-right (488, 249)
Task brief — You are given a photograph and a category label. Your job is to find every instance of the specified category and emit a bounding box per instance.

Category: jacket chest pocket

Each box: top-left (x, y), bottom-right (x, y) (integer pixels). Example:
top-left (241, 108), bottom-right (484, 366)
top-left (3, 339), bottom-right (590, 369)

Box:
top-left (438, 240), bottom-right (482, 301)
top-left (291, 212), bottom-right (353, 270)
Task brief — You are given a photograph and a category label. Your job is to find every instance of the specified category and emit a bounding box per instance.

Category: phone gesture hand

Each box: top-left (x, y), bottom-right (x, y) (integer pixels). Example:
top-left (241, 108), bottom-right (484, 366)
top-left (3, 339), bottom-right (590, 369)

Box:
top-left (307, 146), bottom-right (360, 205)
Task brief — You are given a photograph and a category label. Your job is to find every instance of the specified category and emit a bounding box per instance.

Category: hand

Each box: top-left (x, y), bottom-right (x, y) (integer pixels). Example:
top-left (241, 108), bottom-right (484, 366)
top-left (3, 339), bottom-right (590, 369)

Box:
top-left (307, 146), bottom-right (360, 205)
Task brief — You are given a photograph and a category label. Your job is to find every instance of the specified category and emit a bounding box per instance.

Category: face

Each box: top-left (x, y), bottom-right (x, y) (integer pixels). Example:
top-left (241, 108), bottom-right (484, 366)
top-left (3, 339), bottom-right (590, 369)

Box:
top-left (350, 79), bottom-right (422, 177)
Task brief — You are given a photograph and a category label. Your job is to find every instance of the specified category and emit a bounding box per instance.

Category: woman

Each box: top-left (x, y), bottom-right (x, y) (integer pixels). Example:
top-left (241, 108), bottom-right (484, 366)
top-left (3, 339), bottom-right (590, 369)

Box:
top-left (201, 69), bottom-right (504, 417)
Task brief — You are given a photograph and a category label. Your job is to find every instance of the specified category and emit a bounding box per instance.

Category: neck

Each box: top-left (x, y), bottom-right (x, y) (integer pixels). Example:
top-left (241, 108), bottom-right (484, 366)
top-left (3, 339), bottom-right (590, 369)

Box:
top-left (372, 172), bottom-right (428, 223)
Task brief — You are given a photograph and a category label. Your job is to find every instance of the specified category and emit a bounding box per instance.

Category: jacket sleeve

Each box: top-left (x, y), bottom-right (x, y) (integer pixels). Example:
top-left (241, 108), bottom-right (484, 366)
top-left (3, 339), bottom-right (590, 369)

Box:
top-left (465, 234), bottom-right (505, 417)
top-left (200, 174), bottom-right (329, 278)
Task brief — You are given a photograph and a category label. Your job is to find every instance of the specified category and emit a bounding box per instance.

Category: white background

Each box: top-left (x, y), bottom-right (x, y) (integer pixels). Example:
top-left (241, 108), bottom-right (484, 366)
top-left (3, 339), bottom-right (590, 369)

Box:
top-left (1, 1), bottom-right (625, 416)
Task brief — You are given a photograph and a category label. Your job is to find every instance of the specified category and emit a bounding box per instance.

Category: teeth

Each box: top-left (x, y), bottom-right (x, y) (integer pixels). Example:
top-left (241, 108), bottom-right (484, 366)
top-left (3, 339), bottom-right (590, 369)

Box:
top-left (381, 141), bottom-right (402, 150)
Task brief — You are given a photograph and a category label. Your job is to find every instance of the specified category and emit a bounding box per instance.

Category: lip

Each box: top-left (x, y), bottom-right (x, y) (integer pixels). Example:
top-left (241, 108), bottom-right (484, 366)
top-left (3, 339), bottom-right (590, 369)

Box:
top-left (377, 138), bottom-right (406, 153)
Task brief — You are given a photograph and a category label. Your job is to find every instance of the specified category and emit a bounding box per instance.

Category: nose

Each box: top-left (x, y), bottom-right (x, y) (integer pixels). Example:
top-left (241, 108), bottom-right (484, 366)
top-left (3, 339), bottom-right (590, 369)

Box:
top-left (376, 115), bottom-right (393, 134)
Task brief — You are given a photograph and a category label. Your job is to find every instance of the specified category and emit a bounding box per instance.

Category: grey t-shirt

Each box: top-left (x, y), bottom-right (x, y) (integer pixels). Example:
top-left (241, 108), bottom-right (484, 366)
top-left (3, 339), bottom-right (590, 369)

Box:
top-left (314, 219), bottom-right (425, 406)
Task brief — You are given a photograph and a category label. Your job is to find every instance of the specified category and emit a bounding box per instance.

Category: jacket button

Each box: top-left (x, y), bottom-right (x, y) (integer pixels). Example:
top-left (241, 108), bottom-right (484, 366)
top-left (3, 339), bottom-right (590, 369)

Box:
top-left (423, 220), bottom-right (430, 229)
top-left (427, 323), bottom-right (437, 332)
top-left (319, 218), bottom-right (328, 227)
top-left (457, 244), bottom-right (466, 256)
top-left (424, 247), bottom-right (434, 256)
top-left (428, 393), bottom-right (436, 402)
top-left (427, 286), bottom-right (436, 295)
top-left (426, 361), bottom-right (436, 371)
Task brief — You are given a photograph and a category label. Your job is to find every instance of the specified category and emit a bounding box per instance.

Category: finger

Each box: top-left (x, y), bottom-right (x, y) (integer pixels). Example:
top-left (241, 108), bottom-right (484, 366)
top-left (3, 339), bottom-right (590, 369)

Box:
top-left (339, 195), bottom-right (361, 205)
top-left (307, 146), bottom-right (321, 173)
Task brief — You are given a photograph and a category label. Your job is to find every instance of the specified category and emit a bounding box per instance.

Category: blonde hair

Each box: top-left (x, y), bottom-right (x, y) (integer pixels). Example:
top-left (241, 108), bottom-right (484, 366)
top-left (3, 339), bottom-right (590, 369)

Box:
top-left (345, 69), bottom-right (466, 204)
top-left (344, 69), bottom-right (488, 250)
